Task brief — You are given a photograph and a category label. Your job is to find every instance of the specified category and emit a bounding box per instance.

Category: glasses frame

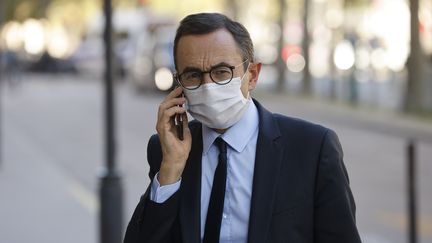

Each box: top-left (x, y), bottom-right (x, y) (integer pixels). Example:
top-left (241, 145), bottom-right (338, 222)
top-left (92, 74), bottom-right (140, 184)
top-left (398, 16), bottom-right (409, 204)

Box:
top-left (174, 59), bottom-right (249, 90)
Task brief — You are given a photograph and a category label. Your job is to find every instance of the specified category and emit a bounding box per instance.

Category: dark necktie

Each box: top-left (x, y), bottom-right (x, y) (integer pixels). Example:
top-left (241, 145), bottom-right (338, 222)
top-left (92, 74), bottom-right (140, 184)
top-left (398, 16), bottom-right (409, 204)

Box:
top-left (203, 137), bottom-right (227, 243)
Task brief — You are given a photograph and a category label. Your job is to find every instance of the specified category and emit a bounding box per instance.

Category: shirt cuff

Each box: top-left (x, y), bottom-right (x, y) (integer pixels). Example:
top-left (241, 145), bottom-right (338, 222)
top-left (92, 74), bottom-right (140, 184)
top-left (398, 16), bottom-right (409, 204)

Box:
top-left (149, 172), bottom-right (181, 203)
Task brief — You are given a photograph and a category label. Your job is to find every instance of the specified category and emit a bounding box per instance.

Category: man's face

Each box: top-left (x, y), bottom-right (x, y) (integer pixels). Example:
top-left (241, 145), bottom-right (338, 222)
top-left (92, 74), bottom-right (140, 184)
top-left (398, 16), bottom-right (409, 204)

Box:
top-left (176, 28), bottom-right (259, 97)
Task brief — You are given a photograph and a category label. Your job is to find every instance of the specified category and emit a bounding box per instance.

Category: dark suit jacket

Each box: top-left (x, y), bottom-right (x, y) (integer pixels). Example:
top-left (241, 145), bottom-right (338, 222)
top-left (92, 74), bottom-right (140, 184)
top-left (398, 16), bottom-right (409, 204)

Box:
top-left (124, 99), bottom-right (362, 243)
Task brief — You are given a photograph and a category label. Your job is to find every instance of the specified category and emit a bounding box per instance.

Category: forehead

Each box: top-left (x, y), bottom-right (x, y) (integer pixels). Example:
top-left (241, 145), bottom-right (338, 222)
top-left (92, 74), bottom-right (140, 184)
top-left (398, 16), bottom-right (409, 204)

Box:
top-left (176, 28), bottom-right (243, 72)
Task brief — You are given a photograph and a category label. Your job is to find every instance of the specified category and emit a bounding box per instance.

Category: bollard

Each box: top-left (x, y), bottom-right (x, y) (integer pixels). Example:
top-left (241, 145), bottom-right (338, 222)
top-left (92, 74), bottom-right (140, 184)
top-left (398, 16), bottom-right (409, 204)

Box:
top-left (407, 140), bottom-right (417, 243)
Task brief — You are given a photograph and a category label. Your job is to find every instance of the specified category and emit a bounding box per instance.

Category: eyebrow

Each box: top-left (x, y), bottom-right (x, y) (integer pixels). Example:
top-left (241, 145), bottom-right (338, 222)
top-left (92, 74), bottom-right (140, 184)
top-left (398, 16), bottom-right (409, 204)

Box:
top-left (181, 62), bottom-right (234, 73)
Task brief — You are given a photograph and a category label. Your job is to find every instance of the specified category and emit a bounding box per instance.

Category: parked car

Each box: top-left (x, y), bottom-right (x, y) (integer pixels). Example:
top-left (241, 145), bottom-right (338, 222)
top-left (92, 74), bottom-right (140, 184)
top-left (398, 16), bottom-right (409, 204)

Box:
top-left (129, 23), bottom-right (176, 91)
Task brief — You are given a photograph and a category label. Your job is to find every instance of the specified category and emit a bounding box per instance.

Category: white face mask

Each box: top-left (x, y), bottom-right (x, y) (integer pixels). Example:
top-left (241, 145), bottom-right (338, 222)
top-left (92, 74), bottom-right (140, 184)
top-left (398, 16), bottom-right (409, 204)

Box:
top-left (183, 72), bottom-right (250, 129)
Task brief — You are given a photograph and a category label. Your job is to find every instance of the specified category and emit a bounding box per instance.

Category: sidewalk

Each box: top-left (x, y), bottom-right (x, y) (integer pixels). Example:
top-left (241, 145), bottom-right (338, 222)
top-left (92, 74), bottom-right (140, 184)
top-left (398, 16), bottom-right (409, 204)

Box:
top-left (0, 111), bottom-right (97, 243)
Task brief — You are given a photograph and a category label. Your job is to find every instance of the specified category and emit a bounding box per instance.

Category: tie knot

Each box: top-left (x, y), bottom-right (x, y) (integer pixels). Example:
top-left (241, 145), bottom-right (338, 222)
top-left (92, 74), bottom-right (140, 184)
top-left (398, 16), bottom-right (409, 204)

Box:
top-left (215, 137), bottom-right (227, 154)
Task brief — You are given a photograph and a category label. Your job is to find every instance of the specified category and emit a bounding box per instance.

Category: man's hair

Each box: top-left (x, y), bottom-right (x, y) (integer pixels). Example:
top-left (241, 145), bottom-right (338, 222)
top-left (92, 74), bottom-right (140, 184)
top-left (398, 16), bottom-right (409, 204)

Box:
top-left (173, 12), bottom-right (254, 70)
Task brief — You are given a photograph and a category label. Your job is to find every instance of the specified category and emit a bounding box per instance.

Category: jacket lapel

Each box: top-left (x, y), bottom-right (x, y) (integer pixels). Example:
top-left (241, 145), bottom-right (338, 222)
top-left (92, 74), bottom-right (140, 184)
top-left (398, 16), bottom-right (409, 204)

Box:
top-left (179, 122), bottom-right (203, 243)
top-left (247, 100), bottom-right (283, 243)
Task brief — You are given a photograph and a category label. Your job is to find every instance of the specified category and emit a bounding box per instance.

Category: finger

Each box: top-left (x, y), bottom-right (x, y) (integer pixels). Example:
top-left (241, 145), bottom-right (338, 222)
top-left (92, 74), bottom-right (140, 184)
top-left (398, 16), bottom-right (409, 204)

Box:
top-left (163, 86), bottom-right (183, 102)
top-left (160, 106), bottom-right (186, 126)
top-left (159, 97), bottom-right (186, 112)
top-left (158, 97), bottom-right (186, 122)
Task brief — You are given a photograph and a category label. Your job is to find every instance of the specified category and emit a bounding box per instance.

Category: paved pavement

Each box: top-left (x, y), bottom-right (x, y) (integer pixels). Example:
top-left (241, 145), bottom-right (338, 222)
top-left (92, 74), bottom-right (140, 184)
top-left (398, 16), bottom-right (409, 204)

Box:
top-left (1, 73), bottom-right (431, 243)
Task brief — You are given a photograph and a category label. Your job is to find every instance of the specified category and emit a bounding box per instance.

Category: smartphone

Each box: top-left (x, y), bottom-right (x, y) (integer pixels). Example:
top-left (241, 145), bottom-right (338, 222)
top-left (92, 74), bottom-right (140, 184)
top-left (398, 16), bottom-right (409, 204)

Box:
top-left (174, 92), bottom-right (184, 140)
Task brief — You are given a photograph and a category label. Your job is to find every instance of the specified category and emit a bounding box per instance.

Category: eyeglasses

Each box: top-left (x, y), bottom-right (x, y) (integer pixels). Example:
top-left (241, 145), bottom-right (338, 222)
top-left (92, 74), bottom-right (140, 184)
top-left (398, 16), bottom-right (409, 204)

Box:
top-left (175, 59), bottom-right (249, 90)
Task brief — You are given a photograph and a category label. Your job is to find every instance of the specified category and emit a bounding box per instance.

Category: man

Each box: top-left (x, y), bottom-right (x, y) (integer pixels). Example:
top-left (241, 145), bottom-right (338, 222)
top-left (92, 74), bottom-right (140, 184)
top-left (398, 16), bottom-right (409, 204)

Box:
top-left (124, 13), bottom-right (362, 243)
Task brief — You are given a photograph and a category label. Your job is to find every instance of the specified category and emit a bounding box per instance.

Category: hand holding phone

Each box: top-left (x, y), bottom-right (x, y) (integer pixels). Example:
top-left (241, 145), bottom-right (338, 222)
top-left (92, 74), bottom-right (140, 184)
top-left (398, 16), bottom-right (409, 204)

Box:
top-left (156, 86), bottom-right (191, 185)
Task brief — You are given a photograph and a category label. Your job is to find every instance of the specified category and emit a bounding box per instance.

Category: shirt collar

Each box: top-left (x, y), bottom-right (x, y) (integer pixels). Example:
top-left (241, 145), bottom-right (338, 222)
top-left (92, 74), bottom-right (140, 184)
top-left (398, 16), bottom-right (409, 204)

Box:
top-left (202, 100), bottom-right (259, 154)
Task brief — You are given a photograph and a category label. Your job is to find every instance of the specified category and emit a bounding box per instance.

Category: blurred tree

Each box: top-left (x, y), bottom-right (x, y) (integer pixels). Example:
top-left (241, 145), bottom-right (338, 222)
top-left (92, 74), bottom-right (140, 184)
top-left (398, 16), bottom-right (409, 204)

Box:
top-left (2, 0), bottom-right (97, 21)
top-left (0, 0), bottom-right (4, 169)
top-left (345, 0), bottom-right (369, 7)
top-left (344, 0), bottom-right (358, 105)
top-left (302, 0), bottom-right (311, 95)
top-left (276, 0), bottom-right (287, 92)
top-left (37, 0), bottom-right (49, 17)
top-left (302, 0), bottom-right (367, 97)
top-left (404, 0), bottom-right (424, 112)
top-left (224, 0), bottom-right (238, 20)
top-left (2, 0), bottom-right (49, 21)
top-left (0, 0), bottom-right (5, 36)
top-left (3, 0), bottom-right (31, 21)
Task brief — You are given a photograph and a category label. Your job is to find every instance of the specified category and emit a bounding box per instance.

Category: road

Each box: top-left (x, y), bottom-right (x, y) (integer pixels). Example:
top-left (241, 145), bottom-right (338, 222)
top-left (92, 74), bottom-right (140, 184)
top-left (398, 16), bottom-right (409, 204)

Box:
top-left (1, 74), bottom-right (431, 243)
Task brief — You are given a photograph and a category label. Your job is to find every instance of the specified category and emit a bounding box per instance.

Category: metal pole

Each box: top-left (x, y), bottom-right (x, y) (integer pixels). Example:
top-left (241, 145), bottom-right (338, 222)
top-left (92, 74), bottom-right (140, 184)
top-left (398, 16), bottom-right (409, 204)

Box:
top-left (407, 140), bottom-right (417, 243)
top-left (99, 0), bottom-right (123, 243)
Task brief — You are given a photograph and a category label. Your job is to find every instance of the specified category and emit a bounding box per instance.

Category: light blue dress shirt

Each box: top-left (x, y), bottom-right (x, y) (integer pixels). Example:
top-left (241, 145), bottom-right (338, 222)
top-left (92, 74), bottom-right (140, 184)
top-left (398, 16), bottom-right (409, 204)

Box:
top-left (150, 100), bottom-right (259, 243)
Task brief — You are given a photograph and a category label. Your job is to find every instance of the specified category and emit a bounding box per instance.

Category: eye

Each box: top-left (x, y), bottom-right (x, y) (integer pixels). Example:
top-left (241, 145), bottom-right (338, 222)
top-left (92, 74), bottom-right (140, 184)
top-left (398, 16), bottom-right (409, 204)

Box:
top-left (183, 71), bottom-right (201, 80)
top-left (211, 66), bottom-right (232, 77)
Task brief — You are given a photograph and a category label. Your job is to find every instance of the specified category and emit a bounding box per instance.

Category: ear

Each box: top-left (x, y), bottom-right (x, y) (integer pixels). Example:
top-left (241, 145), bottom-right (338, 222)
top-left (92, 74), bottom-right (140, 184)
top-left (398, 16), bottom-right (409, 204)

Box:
top-left (247, 62), bottom-right (262, 92)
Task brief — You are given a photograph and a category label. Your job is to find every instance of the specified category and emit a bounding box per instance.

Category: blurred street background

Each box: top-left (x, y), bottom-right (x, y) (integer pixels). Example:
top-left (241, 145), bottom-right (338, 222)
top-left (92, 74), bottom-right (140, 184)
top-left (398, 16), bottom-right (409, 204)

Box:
top-left (0, 0), bottom-right (432, 243)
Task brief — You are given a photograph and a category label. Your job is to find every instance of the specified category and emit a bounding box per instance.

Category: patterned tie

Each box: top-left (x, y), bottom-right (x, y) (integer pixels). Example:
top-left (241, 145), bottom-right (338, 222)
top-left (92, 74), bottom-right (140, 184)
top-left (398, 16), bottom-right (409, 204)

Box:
top-left (203, 137), bottom-right (228, 243)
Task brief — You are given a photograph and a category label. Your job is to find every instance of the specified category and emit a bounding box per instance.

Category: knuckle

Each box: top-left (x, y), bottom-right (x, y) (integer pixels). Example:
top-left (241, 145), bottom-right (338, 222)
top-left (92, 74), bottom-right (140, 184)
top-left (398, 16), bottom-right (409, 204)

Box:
top-left (163, 109), bottom-right (172, 117)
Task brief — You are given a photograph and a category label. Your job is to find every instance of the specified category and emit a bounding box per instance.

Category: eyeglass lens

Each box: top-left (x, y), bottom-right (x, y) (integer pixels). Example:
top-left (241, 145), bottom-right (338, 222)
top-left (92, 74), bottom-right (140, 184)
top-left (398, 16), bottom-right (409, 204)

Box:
top-left (179, 66), bottom-right (234, 89)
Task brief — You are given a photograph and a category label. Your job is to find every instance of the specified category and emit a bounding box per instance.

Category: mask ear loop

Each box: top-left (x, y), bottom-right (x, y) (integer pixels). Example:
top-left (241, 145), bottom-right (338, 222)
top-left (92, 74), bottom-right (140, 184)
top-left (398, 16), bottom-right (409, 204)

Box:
top-left (240, 63), bottom-right (252, 100)
top-left (240, 63), bottom-right (251, 82)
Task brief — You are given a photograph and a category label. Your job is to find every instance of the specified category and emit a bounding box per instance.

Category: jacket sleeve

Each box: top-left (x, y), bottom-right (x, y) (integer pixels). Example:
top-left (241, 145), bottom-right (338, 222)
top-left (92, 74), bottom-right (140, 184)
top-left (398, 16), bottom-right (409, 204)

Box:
top-left (124, 135), bottom-right (182, 243)
top-left (313, 129), bottom-right (362, 243)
